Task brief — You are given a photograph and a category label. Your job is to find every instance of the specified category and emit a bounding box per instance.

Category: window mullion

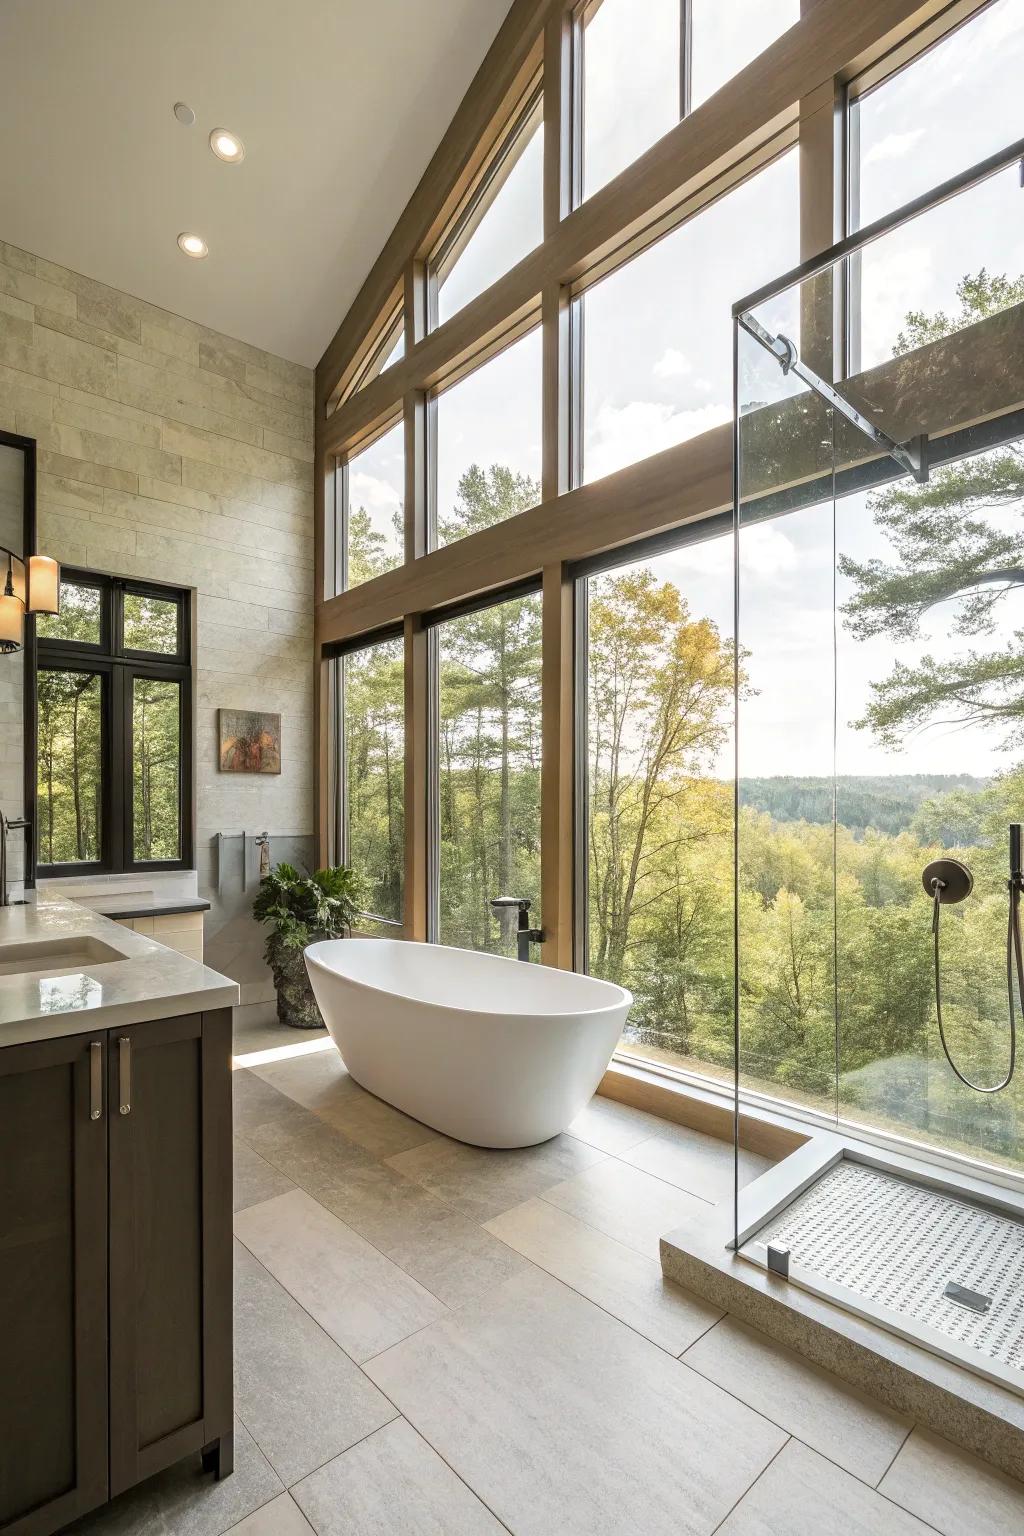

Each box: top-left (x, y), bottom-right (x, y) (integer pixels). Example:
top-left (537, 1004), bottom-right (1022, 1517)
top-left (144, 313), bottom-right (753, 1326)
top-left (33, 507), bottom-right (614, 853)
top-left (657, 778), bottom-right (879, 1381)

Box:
top-left (680, 0), bottom-right (692, 121)
top-left (112, 665), bottom-right (127, 871)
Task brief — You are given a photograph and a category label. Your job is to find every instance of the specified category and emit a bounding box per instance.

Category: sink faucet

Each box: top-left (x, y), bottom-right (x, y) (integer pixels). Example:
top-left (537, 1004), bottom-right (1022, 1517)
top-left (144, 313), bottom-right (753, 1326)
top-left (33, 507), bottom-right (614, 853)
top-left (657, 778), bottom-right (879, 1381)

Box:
top-left (489, 896), bottom-right (544, 962)
top-left (0, 810), bottom-right (31, 906)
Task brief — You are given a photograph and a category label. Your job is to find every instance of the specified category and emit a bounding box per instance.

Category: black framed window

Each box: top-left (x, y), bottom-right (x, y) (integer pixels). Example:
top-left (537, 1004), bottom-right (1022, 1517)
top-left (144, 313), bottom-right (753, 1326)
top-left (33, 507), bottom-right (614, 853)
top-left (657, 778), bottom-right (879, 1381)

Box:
top-left (34, 570), bottom-right (192, 876)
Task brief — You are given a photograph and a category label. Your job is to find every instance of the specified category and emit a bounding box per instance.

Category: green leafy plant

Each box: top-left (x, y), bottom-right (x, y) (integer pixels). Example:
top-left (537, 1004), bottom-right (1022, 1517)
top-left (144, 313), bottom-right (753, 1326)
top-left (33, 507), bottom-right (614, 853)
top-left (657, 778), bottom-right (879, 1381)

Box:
top-left (253, 862), bottom-right (367, 1028)
top-left (252, 862), bottom-right (367, 957)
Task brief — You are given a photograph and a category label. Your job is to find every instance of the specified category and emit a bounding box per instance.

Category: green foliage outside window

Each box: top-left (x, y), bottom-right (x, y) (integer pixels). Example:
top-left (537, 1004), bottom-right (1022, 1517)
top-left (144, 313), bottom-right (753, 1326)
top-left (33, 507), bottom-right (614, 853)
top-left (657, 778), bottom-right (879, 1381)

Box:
top-left (344, 640), bottom-right (405, 923)
top-left (132, 678), bottom-right (181, 861)
top-left (37, 670), bottom-right (102, 864)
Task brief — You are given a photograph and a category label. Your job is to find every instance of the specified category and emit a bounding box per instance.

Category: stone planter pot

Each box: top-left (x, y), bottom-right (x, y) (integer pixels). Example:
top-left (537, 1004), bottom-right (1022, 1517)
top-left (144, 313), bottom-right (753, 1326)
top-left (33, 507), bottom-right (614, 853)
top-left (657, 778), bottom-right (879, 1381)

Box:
top-left (266, 932), bottom-right (328, 1029)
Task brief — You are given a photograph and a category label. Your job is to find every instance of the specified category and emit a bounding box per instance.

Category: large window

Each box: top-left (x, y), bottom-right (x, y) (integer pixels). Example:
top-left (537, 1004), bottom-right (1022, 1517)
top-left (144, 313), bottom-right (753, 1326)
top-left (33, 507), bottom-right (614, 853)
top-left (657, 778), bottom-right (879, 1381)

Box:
top-left (580, 529), bottom-right (734, 1073)
top-left (848, 2), bottom-right (1024, 376)
top-left (580, 150), bottom-right (799, 483)
top-left (580, 0), bottom-right (798, 199)
top-left (342, 302), bottom-right (404, 404)
top-left (433, 95), bottom-right (543, 327)
top-left (432, 589), bottom-right (542, 955)
top-left (432, 329), bottom-right (542, 547)
top-left (849, 0), bottom-right (1023, 230)
top-left (342, 421), bottom-right (404, 590)
top-left (35, 572), bottom-right (191, 874)
top-left (341, 635), bottom-right (405, 926)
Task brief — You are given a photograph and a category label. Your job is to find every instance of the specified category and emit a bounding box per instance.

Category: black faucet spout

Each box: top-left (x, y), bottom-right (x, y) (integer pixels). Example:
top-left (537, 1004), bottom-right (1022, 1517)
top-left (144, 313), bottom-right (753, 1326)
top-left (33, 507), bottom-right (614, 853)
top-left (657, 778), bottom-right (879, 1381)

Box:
top-left (489, 896), bottom-right (544, 961)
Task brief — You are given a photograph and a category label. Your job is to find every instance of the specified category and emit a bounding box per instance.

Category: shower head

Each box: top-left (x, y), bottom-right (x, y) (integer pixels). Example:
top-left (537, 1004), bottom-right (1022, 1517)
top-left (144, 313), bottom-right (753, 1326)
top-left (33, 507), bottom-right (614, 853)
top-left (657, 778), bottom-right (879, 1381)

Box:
top-left (922, 858), bottom-right (973, 904)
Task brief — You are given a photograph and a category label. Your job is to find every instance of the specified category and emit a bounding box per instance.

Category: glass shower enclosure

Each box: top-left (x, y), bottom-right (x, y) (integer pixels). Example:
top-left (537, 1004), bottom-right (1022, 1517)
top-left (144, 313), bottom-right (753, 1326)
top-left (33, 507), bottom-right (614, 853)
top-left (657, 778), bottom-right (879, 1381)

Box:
top-left (730, 136), bottom-right (1024, 1393)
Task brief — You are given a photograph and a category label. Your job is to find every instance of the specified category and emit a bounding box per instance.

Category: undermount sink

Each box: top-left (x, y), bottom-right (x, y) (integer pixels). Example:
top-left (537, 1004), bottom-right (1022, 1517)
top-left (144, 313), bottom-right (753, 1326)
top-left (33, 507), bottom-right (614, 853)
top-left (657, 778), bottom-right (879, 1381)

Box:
top-left (0, 934), bottom-right (129, 979)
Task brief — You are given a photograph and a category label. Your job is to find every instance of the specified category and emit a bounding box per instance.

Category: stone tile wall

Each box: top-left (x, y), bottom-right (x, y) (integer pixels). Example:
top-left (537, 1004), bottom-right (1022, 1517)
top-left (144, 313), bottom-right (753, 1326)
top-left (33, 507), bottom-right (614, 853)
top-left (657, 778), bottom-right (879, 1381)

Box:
top-left (0, 238), bottom-right (314, 1003)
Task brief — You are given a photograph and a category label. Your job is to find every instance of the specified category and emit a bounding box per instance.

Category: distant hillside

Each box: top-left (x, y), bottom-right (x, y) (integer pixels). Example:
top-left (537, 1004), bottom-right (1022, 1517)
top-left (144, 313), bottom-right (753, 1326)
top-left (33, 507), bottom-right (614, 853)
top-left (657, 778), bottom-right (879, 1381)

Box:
top-left (737, 774), bottom-right (990, 836)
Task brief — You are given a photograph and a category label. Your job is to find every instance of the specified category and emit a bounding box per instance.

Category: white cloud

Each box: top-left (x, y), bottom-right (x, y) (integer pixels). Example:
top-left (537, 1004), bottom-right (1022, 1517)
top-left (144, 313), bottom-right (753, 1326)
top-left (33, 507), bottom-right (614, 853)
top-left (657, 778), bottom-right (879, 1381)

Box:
top-left (863, 128), bottom-right (925, 167)
top-left (653, 347), bottom-right (692, 379)
top-left (738, 521), bottom-right (799, 580)
top-left (586, 398), bottom-right (730, 482)
top-left (349, 469), bottom-right (401, 514)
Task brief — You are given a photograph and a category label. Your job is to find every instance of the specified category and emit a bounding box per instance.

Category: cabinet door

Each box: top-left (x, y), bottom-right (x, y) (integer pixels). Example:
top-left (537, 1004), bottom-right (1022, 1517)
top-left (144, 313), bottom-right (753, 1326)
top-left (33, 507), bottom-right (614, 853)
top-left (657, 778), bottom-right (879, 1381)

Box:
top-left (0, 1034), bottom-right (108, 1534)
top-left (107, 1009), bottom-right (232, 1495)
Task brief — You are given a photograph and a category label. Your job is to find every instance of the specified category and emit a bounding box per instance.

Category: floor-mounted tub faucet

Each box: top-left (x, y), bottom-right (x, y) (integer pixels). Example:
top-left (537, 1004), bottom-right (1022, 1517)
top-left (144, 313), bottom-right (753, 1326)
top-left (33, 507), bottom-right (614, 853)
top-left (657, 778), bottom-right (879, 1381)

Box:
top-left (489, 896), bottom-right (544, 962)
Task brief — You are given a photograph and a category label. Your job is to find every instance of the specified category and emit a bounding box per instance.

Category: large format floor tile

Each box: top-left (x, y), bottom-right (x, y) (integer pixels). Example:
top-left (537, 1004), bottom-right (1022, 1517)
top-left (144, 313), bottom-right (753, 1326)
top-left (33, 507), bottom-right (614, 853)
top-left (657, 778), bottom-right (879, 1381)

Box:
top-left (233, 1017), bottom-right (325, 1061)
top-left (224, 1493), bottom-right (315, 1535)
top-left (622, 1121), bottom-right (771, 1203)
top-left (369, 1187), bottom-right (531, 1310)
top-left (366, 1266), bottom-right (786, 1536)
top-left (233, 1241), bottom-right (396, 1485)
top-left (237, 1083), bottom-right (527, 1308)
top-left (66, 1419), bottom-right (280, 1536)
top-left (233, 1067), bottom-right (327, 1143)
top-left (255, 1048), bottom-right (441, 1158)
top-left (387, 1132), bottom-right (607, 1223)
top-left (683, 1317), bottom-right (911, 1483)
top-left (235, 1188), bottom-right (447, 1363)
top-left (486, 1196), bottom-right (722, 1354)
top-left (879, 1427), bottom-right (1024, 1536)
top-left (566, 1094), bottom-right (666, 1154)
top-left (717, 1440), bottom-right (934, 1535)
top-left (291, 1419), bottom-right (506, 1536)
top-left (540, 1156), bottom-right (710, 1258)
top-left (236, 1076), bottom-right (431, 1234)
top-left (233, 1137), bottom-right (296, 1213)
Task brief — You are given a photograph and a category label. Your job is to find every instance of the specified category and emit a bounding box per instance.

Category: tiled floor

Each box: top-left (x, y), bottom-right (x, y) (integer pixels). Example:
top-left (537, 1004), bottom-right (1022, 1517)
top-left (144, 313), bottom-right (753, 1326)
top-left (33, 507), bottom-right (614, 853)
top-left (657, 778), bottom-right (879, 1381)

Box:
top-left (71, 1042), bottom-right (1024, 1536)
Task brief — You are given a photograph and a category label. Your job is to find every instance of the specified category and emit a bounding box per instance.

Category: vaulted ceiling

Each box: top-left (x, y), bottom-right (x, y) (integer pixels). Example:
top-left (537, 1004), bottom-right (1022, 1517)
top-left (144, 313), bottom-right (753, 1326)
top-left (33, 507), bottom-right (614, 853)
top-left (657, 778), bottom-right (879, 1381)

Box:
top-left (0, 0), bottom-right (511, 365)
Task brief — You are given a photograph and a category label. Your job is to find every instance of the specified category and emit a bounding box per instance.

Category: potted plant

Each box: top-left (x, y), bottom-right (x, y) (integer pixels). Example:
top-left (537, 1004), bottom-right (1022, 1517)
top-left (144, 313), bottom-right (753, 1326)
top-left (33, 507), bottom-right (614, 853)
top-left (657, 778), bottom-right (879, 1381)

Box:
top-left (252, 861), bottom-right (366, 1028)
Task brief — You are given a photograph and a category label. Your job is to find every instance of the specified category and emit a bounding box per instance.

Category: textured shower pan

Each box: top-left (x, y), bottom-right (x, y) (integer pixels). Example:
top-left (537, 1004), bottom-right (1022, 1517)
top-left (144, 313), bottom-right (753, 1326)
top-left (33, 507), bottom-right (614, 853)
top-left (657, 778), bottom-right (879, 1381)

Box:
top-left (661, 1131), bottom-right (1024, 1479)
top-left (754, 1160), bottom-right (1024, 1390)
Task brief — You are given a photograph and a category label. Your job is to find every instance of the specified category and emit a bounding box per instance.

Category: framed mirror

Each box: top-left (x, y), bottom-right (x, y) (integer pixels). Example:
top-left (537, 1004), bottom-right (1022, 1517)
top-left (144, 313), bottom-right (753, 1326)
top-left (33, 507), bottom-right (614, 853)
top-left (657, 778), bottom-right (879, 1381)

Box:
top-left (0, 429), bottom-right (36, 898)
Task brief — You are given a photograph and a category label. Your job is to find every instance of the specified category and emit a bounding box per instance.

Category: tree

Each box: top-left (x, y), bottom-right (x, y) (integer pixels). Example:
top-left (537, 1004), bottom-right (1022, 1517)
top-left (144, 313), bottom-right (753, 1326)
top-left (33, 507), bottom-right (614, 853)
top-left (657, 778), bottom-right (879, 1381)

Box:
top-left (437, 465), bottom-right (542, 951)
top-left (344, 637), bottom-right (405, 922)
top-left (839, 269), bottom-right (1024, 747)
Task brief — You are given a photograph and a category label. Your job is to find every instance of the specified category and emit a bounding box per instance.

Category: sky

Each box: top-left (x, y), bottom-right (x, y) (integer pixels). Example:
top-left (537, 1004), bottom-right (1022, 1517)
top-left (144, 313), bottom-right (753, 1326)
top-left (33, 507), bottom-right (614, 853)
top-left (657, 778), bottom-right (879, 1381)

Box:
top-left (347, 0), bottom-right (1024, 783)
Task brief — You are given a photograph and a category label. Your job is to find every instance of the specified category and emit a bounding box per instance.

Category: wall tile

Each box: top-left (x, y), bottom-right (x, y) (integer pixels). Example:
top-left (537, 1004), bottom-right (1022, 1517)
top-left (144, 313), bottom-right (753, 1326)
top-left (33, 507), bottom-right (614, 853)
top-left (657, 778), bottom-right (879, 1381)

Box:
top-left (0, 243), bottom-right (314, 1001)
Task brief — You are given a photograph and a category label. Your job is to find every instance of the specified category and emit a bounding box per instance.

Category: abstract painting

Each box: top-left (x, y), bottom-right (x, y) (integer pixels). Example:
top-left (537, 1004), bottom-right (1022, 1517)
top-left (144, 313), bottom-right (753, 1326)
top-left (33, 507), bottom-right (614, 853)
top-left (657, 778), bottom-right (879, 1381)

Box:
top-left (218, 709), bottom-right (281, 774)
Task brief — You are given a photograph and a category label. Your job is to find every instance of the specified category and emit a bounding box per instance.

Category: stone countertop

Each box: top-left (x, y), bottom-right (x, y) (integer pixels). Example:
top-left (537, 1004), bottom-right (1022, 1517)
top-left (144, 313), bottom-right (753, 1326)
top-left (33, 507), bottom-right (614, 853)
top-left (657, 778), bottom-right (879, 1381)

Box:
top-left (85, 895), bottom-right (212, 920)
top-left (0, 897), bottom-right (238, 1046)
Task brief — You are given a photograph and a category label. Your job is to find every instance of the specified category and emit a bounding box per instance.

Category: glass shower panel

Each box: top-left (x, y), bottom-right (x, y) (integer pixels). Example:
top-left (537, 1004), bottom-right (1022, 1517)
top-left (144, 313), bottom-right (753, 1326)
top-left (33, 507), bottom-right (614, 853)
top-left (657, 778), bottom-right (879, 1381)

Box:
top-left (735, 284), bottom-right (839, 1123)
top-left (833, 452), bottom-right (1024, 1167)
top-left (734, 149), bottom-right (1024, 1208)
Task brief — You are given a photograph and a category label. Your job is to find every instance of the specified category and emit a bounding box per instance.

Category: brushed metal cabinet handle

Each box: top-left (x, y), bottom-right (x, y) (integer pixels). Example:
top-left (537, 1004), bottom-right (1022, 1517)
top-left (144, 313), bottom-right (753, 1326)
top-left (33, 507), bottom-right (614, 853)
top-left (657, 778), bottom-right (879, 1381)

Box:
top-left (118, 1036), bottom-right (131, 1116)
top-left (89, 1040), bottom-right (103, 1121)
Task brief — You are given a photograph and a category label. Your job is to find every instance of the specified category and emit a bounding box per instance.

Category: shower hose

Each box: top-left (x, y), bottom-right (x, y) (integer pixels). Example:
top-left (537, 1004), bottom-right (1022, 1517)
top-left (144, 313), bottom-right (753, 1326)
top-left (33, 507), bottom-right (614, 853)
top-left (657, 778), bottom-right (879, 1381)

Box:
top-left (931, 875), bottom-right (1021, 1093)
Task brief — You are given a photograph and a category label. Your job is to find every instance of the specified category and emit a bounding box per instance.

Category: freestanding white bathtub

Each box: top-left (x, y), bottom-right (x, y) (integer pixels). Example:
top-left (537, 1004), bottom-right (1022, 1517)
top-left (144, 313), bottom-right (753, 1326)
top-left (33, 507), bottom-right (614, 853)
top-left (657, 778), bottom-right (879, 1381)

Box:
top-left (304, 938), bottom-right (632, 1148)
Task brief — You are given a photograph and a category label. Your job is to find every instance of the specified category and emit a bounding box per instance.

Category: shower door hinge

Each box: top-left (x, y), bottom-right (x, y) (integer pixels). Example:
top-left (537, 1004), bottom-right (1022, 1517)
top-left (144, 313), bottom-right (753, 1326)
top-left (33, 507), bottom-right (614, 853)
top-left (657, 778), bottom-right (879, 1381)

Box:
top-left (738, 312), bottom-right (930, 485)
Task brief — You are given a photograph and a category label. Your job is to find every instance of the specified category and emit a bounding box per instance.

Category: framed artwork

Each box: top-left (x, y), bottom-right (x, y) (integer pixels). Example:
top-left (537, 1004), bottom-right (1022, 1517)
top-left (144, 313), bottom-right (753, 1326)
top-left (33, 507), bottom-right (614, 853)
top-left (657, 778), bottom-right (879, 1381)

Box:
top-left (218, 709), bottom-right (281, 774)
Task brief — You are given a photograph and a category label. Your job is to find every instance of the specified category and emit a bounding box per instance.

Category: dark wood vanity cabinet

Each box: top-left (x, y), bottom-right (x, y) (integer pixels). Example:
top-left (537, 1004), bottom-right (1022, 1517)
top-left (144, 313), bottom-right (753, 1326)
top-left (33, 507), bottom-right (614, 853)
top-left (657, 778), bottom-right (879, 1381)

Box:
top-left (0, 1009), bottom-right (233, 1535)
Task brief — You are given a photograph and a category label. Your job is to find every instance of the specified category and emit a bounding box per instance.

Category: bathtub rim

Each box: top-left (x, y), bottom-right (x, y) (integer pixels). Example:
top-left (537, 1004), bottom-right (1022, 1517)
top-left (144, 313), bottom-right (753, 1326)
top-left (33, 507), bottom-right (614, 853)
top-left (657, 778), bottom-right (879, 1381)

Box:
top-left (304, 936), bottom-right (633, 1022)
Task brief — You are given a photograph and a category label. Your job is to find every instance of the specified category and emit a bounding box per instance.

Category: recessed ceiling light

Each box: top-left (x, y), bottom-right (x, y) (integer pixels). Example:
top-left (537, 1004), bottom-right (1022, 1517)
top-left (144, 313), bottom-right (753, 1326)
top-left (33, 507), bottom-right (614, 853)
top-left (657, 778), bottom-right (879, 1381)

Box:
top-left (209, 128), bottom-right (245, 163)
top-left (177, 232), bottom-right (208, 259)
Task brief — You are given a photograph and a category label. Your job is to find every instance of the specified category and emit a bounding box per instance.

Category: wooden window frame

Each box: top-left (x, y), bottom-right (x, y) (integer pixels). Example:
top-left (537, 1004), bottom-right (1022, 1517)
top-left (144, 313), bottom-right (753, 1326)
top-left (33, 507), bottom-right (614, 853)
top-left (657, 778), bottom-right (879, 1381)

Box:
top-left (326, 289), bottom-right (405, 416)
top-left (428, 80), bottom-right (545, 332)
top-left (423, 578), bottom-right (543, 944)
top-left (314, 0), bottom-right (1001, 969)
top-left (34, 569), bottom-right (194, 879)
top-left (330, 625), bottom-right (406, 928)
top-left (335, 411), bottom-right (405, 595)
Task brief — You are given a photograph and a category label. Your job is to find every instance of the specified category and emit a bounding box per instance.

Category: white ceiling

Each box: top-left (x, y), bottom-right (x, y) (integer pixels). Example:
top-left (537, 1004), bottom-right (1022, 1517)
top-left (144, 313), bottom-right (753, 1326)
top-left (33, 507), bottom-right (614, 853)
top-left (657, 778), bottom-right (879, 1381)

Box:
top-left (0, 0), bottom-right (512, 367)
